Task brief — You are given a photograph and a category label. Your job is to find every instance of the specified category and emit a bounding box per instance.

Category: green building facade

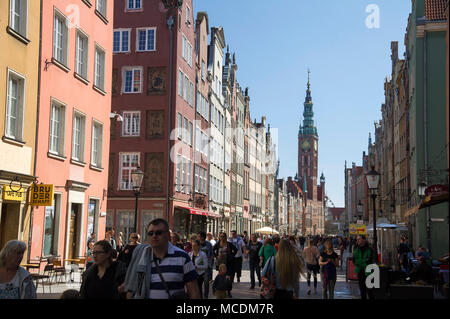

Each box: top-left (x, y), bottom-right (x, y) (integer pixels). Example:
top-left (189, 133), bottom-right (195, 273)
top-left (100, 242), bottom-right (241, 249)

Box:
top-left (407, 0), bottom-right (448, 258)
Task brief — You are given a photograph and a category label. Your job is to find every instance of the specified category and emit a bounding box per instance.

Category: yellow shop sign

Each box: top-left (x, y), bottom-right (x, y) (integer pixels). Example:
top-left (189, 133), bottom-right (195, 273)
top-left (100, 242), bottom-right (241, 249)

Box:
top-left (30, 184), bottom-right (54, 206)
top-left (2, 185), bottom-right (25, 201)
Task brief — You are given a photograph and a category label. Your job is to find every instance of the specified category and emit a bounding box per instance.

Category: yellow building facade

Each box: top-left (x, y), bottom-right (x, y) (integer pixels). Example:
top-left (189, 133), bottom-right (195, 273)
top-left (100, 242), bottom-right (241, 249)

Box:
top-left (0, 0), bottom-right (40, 253)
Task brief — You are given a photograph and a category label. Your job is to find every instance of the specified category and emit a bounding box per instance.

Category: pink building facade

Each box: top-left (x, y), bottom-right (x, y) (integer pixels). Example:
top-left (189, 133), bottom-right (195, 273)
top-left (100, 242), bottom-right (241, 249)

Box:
top-left (31, 0), bottom-right (113, 262)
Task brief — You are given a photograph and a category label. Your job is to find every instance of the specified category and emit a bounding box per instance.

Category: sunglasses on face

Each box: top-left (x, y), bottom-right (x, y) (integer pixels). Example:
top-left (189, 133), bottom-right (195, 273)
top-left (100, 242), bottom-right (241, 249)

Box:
top-left (147, 230), bottom-right (167, 237)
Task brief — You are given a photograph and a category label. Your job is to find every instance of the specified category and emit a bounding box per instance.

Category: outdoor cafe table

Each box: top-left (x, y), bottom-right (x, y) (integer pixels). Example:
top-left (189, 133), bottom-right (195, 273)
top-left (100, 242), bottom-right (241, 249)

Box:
top-left (21, 263), bottom-right (40, 272)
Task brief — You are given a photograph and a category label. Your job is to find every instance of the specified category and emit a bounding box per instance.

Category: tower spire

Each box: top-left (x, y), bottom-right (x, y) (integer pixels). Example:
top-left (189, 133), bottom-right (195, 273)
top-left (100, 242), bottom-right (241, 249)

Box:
top-left (305, 69), bottom-right (312, 103)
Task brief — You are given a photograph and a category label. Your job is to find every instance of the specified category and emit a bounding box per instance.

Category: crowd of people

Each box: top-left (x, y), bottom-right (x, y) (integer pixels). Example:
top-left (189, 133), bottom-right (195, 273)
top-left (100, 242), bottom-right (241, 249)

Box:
top-left (2, 221), bottom-right (447, 300)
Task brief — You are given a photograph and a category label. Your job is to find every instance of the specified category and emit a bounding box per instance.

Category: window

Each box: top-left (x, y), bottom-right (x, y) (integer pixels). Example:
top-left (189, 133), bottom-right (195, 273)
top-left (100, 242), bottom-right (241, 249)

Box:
top-left (5, 70), bottom-right (25, 141)
top-left (137, 28), bottom-right (156, 52)
top-left (72, 112), bottom-right (86, 161)
top-left (42, 194), bottom-right (61, 256)
top-left (186, 6), bottom-right (191, 25)
top-left (122, 111), bottom-right (140, 136)
top-left (91, 121), bottom-right (103, 167)
top-left (49, 100), bottom-right (66, 156)
top-left (184, 75), bottom-right (189, 101)
top-left (189, 82), bottom-right (194, 106)
top-left (195, 127), bottom-right (201, 152)
top-left (118, 211), bottom-right (135, 240)
top-left (94, 45), bottom-right (106, 91)
top-left (182, 36), bottom-right (186, 60)
top-left (177, 113), bottom-right (182, 139)
top-left (96, 0), bottom-right (107, 18)
top-left (76, 30), bottom-right (88, 79)
top-left (187, 42), bottom-right (192, 67)
top-left (127, 0), bottom-right (141, 10)
top-left (120, 153), bottom-right (139, 190)
top-left (122, 67), bottom-right (142, 93)
top-left (176, 154), bottom-right (181, 192)
top-left (113, 29), bottom-right (130, 53)
top-left (194, 166), bottom-right (199, 192)
top-left (186, 158), bottom-right (191, 194)
top-left (183, 117), bottom-right (188, 143)
top-left (53, 11), bottom-right (69, 66)
top-left (188, 121), bottom-right (193, 146)
top-left (178, 69), bottom-right (183, 96)
top-left (201, 61), bottom-right (206, 81)
top-left (87, 199), bottom-right (99, 242)
top-left (9, 0), bottom-right (28, 37)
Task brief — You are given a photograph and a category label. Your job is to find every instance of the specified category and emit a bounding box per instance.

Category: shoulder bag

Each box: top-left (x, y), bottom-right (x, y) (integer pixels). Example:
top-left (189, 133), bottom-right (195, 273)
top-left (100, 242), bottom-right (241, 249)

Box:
top-left (154, 259), bottom-right (188, 299)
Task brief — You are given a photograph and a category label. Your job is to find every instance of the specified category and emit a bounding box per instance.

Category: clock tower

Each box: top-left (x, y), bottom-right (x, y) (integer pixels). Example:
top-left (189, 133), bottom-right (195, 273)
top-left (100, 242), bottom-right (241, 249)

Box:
top-left (298, 70), bottom-right (318, 199)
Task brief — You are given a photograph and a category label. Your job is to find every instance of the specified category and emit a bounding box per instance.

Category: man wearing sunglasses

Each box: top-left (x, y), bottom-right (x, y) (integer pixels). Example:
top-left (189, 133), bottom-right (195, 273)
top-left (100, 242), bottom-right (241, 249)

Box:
top-left (122, 218), bottom-right (200, 299)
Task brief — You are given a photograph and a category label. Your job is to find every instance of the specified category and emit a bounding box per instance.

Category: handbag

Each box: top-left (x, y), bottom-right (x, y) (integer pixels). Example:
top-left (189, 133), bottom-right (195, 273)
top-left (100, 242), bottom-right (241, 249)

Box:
top-left (154, 259), bottom-right (188, 299)
top-left (260, 256), bottom-right (276, 299)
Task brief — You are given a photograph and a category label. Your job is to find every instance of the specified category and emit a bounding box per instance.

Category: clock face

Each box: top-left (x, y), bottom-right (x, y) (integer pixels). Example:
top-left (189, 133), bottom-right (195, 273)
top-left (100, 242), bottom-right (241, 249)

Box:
top-left (301, 140), bottom-right (310, 151)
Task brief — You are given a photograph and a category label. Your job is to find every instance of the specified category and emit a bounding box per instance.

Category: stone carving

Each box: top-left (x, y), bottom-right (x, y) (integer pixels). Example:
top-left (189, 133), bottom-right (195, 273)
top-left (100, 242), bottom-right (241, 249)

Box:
top-left (144, 153), bottom-right (164, 193)
top-left (146, 110), bottom-right (165, 139)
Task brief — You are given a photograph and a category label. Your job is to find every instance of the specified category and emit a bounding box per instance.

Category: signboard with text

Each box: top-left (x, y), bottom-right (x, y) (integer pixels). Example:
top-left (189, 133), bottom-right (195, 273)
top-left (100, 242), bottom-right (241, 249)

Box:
top-left (2, 185), bottom-right (25, 201)
top-left (350, 224), bottom-right (367, 235)
top-left (30, 184), bottom-right (54, 206)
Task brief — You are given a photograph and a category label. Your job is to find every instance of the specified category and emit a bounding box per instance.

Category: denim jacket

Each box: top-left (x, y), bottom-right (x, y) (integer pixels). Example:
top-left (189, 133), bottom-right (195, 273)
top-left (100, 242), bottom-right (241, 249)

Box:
top-left (123, 244), bottom-right (153, 299)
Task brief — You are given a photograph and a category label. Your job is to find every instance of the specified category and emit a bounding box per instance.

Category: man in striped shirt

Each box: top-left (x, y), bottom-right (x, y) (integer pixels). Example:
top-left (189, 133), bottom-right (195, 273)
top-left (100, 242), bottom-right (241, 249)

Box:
top-left (123, 219), bottom-right (200, 299)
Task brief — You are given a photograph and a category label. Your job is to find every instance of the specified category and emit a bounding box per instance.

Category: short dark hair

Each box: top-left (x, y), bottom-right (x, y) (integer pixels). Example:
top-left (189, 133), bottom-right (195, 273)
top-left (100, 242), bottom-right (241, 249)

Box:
top-left (231, 230), bottom-right (237, 233)
top-left (147, 218), bottom-right (169, 231)
top-left (198, 231), bottom-right (207, 239)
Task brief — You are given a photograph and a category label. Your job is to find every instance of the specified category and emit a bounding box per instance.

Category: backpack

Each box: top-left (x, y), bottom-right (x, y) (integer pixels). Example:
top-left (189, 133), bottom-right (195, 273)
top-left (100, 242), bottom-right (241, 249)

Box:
top-left (260, 256), bottom-right (276, 299)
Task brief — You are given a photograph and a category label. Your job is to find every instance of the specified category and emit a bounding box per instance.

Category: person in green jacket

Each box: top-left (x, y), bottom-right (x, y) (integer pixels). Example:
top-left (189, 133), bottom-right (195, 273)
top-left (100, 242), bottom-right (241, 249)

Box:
top-left (353, 235), bottom-right (374, 299)
top-left (258, 238), bottom-right (277, 268)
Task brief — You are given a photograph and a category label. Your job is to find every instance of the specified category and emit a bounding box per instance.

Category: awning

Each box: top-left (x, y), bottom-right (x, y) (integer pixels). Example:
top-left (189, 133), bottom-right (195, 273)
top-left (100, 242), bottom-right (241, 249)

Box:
top-left (419, 193), bottom-right (449, 209)
top-left (189, 208), bottom-right (220, 218)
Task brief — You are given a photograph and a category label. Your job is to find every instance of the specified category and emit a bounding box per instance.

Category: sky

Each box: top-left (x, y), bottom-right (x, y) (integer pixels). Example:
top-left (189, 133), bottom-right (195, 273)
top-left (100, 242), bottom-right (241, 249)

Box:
top-left (194, 0), bottom-right (412, 207)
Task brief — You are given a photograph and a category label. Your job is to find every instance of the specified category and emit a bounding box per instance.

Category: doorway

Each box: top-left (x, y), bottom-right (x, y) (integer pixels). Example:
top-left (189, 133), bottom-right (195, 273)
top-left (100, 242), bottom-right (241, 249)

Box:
top-left (68, 203), bottom-right (81, 259)
top-left (0, 203), bottom-right (20, 251)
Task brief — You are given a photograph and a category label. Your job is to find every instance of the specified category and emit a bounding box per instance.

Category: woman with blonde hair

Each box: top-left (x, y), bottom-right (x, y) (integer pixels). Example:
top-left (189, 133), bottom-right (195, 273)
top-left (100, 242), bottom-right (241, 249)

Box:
top-left (261, 239), bottom-right (305, 299)
top-left (0, 240), bottom-right (36, 299)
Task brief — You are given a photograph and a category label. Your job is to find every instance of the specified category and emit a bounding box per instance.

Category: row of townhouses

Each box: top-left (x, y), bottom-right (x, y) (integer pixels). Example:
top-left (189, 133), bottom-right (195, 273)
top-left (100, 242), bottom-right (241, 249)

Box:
top-left (344, 0), bottom-right (449, 261)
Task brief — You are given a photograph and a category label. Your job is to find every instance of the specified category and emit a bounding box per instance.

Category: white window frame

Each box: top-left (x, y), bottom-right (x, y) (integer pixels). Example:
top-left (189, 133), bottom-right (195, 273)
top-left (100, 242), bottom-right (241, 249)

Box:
top-left (177, 113), bottom-right (183, 140)
top-left (119, 152), bottom-right (140, 190)
top-left (189, 81), bottom-right (194, 106)
top-left (91, 120), bottom-right (103, 168)
top-left (5, 69), bottom-right (26, 141)
top-left (122, 111), bottom-right (140, 137)
top-left (187, 42), bottom-right (192, 67)
top-left (122, 66), bottom-right (143, 94)
top-left (183, 75), bottom-right (189, 101)
top-left (94, 44), bottom-right (106, 91)
top-left (176, 154), bottom-right (181, 192)
top-left (126, 0), bottom-right (142, 10)
top-left (186, 5), bottom-right (191, 26)
top-left (201, 60), bottom-right (205, 81)
top-left (178, 69), bottom-right (184, 96)
top-left (76, 29), bottom-right (89, 80)
top-left (136, 27), bottom-right (156, 52)
top-left (9, 0), bottom-right (28, 37)
top-left (182, 35), bottom-right (186, 60)
top-left (113, 29), bottom-right (131, 53)
top-left (53, 9), bottom-right (69, 66)
top-left (71, 111), bottom-right (86, 162)
top-left (183, 117), bottom-right (189, 144)
top-left (49, 99), bottom-right (66, 156)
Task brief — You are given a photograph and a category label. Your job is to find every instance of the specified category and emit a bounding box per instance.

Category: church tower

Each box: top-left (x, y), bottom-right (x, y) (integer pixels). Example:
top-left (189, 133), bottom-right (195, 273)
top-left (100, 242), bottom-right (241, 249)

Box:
top-left (298, 70), bottom-right (318, 199)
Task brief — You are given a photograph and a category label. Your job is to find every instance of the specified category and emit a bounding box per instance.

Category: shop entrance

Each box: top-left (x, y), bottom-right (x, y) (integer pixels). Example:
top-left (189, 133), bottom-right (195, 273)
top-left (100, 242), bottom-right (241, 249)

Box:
top-left (0, 203), bottom-right (20, 251)
top-left (68, 203), bottom-right (81, 259)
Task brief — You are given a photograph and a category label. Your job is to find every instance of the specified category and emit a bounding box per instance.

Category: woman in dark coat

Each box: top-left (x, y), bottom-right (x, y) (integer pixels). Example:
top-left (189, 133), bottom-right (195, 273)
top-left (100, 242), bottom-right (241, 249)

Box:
top-left (213, 232), bottom-right (238, 298)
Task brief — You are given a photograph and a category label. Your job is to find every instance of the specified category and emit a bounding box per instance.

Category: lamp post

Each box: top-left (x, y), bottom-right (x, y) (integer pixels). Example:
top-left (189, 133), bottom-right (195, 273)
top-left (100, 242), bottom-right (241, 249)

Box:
top-left (357, 200), bottom-right (363, 222)
top-left (418, 182), bottom-right (431, 252)
top-left (366, 166), bottom-right (380, 264)
top-left (131, 167), bottom-right (144, 233)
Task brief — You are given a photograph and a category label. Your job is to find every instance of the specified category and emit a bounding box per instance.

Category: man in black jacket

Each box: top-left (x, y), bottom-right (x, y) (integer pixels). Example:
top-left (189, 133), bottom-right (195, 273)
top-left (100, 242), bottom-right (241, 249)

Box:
top-left (245, 234), bottom-right (263, 289)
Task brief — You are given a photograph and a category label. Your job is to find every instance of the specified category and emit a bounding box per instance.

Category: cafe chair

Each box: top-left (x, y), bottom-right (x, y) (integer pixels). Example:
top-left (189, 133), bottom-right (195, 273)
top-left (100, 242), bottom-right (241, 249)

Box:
top-left (51, 256), bottom-right (67, 283)
top-left (31, 259), bottom-right (54, 294)
top-left (75, 257), bottom-right (86, 283)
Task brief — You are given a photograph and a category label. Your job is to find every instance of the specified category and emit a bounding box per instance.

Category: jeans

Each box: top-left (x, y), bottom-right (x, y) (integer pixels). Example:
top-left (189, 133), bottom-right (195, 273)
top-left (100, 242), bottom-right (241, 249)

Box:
top-left (306, 264), bottom-right (318, 289)
top-left (197, 275), bottom-right (204, 299)
top-left (203, 267), bottom-right (212, 298)
top-left (358, 272), bottom-right (375, 299)
top-left (320, 273), bottom-right (336, 299)
top-left (249, 260), bottom-right (261, 288)
top-left (230, 257), bottom-right (243, 283)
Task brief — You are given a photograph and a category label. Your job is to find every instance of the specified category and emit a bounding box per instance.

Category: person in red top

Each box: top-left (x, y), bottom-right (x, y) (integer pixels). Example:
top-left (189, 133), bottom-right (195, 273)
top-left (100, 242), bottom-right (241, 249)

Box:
top-left (273, 236), bottom-right (280, 252)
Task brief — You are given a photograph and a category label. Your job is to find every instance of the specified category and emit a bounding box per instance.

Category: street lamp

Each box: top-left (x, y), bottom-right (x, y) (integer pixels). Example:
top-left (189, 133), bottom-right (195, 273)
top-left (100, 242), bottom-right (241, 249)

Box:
top-left (357, 200), bottom-right (363, 221)
top-left (131, 167), bottom-right (144, 233)
top-left (366, 166), bottom-right (380, 264)
top-left (418, 182), bottom-right (427, 198)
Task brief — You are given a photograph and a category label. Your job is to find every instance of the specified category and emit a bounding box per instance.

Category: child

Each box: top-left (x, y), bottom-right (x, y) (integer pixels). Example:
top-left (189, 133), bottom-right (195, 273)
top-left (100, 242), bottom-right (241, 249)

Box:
top-left (211, 264), bottom-right (230, 299)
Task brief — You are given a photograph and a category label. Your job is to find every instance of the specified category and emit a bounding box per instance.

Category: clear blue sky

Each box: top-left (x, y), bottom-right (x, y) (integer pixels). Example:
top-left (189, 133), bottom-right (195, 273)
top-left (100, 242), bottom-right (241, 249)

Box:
top-left (194, 0), bottom-right (412, 207)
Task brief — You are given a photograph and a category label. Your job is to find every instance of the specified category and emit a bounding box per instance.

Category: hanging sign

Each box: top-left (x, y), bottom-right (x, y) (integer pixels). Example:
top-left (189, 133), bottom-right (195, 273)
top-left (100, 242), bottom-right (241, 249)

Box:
top-left (2, 185), bottom-right (25, 201)
top-left (30, 184), bottom-right (54, 206)
top-left (349, 224), bottom-right (358, 235)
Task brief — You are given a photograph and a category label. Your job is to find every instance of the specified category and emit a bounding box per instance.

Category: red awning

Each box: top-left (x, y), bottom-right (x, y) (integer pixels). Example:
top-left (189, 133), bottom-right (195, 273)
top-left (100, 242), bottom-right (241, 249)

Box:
top-left (189, 208), bottom-right (209, 216)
